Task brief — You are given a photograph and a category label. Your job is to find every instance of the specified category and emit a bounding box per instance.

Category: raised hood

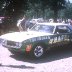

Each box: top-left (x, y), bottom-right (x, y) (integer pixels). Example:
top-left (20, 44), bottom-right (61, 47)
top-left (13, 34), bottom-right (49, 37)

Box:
top-left (0, 31), bottom-right (52, 42)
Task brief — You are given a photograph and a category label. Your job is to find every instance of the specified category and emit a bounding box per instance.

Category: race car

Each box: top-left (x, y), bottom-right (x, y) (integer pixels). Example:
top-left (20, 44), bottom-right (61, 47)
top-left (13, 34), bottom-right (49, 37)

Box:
top-left (0, 22), bottom-right (72, 58)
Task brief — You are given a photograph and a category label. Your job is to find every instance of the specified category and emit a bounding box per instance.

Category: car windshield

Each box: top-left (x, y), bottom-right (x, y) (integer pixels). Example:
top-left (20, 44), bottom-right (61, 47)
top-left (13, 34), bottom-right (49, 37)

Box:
top-left (68, 25), bottom-right (72, 30)
top-left (30, 24), bottom-right (54, 33)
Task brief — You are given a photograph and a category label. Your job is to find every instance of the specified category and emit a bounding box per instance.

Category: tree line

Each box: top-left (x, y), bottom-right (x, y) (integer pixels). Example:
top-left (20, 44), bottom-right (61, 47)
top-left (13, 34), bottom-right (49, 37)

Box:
top-left (0, 0), bottom-right (70, 21)
top-left (0, 0), bottom-right (72, 32)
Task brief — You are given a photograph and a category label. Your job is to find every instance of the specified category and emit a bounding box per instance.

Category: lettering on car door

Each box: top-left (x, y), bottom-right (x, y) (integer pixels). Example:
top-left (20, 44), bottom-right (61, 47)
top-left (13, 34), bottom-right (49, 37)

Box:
top-left (49, 34), bottom-right (70, 48)
top-left (49, 25), bottom-right (71, 48)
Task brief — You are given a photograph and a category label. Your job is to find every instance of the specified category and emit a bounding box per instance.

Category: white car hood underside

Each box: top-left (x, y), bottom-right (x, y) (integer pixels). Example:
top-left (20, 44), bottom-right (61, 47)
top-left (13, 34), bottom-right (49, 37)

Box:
top-left (0, 31), bottom-right (52, 42)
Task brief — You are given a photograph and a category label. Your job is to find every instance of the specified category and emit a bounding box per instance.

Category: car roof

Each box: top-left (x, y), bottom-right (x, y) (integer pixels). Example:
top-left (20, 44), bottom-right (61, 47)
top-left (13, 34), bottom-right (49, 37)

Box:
top-left (36, 22), bottom-right (69, 26)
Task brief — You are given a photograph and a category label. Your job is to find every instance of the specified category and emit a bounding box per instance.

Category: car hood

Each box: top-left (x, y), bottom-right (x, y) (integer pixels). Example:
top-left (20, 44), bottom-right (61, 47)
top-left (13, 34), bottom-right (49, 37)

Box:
top-left (0, 31), bottom-right (53, 42)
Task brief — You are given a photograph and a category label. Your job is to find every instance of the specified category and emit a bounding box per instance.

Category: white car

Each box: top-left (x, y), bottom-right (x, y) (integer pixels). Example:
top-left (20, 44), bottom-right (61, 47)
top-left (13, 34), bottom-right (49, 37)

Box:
top-left (0, 22), bottom-right (72, 58)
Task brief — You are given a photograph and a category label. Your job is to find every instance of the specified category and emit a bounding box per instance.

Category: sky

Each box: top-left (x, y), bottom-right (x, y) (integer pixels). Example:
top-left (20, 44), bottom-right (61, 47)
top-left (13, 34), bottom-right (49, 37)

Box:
top-left (69, 0), bottom-right (72, 3)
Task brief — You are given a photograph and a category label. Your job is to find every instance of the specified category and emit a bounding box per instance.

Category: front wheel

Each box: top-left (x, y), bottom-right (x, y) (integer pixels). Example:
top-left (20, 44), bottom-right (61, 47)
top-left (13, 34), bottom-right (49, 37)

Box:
top-left (34, 45), bottom-right (44, 57)
top-left (30, 44), bottom-right (45, 58)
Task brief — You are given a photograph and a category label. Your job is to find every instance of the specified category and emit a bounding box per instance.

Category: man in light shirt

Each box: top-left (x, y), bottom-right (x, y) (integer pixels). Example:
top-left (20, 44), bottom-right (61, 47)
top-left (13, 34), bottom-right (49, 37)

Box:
top-left (17, 16), bottom-right (26, 31)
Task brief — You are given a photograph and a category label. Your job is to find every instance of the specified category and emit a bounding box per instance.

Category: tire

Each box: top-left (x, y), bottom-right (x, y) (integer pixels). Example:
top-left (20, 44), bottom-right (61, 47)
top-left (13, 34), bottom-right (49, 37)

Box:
top-left (30, 43), bottom-right (46, 58)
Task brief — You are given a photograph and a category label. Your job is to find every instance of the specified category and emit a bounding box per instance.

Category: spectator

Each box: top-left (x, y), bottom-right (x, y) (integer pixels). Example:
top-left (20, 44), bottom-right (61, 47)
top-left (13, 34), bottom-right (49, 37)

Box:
top-left (62, 20), bottom-right (65, 24)
top-left (49, 19), bottom-right (54, 23)
top-left (17, 16), bottom-right (26, 31)
top-left (68, 19), bottom-right (71, 25)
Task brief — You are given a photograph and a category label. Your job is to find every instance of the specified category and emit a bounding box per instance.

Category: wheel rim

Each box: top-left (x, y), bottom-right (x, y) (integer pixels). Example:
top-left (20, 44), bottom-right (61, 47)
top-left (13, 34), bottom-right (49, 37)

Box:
top-left (34, 45), bottom-right (44, 57)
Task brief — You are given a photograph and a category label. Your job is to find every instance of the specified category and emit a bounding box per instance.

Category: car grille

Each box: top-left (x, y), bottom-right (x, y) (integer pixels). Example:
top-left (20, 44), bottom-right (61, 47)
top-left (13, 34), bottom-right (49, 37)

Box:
top-left (2, 40), bottom-right (21, 48)
top-left (7, 41), bottom-right (16, 46)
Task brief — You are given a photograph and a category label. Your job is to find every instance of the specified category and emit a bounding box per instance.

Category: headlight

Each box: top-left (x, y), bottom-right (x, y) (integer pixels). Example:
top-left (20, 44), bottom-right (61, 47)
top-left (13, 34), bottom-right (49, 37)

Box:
top-left (2, 40), bottom-right (7, 45)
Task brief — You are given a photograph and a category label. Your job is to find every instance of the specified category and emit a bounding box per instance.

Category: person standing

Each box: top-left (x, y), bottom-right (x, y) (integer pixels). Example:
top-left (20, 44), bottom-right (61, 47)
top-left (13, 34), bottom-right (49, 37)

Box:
top-left (17, 16), bottom-right (26, 31)
top-left (20, 17), bottom-right (26, 31)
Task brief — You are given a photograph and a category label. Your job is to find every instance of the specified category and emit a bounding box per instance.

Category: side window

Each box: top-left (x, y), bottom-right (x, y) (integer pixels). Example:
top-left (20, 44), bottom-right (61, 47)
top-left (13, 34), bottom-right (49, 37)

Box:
top-left (55, 25), bottom-right (71, 34)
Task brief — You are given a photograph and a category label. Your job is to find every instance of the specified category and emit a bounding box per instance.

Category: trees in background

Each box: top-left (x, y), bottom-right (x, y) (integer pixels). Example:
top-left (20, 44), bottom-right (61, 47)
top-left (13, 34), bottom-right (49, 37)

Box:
top-left (47, 0), bottom-right (66, 22)
top-left (26, 0), bottom-right (72, 21)
top-left (0, 0), bottom-right (29, 32)
top-left (64, 1), bottom-right (72, 19)
top-left (0, 0), bottom-right (72, 32)
top-left (0, 0), bottom-right (67, 21)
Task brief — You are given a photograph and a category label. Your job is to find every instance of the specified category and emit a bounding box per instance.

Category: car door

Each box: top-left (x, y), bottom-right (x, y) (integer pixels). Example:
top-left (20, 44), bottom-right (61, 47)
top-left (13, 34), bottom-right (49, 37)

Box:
top-left (49, 25), bottom-right (72, 49)
top-left (54, 25), bottom-right (72, 46)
